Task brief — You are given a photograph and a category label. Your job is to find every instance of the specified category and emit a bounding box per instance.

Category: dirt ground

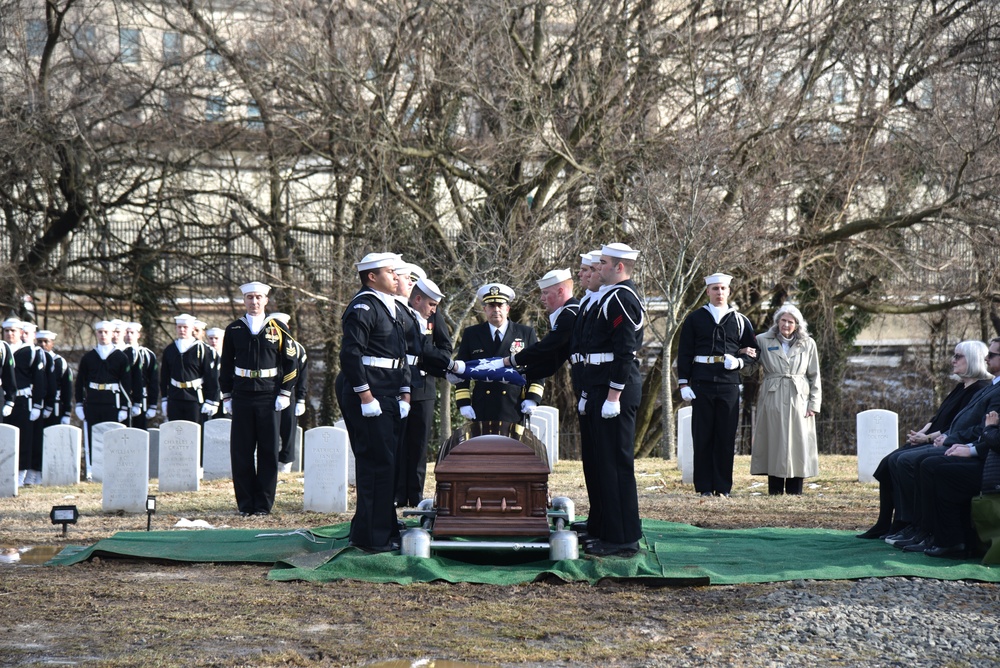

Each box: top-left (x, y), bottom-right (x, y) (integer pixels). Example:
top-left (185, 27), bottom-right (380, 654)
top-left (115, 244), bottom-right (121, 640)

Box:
top-left (0, 456), bottom-right (988, 667)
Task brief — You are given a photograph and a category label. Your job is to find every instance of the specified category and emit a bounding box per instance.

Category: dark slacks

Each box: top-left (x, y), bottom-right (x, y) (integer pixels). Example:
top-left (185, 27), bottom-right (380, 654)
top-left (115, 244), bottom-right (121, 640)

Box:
top-left (337, 377), bottom-right (402, 550)
top-left (578, 398), bottom-right (602, 538)
top-left (581, 384), bottom-right (642, 545)
top-left (690, 381), bottom-right (740, 495)
top-left (889, 444), bottom-right (944, 523)
top-left (279, 407), bottom-right (297, 464)
top-left (229, 391), bottom-right (280, 514)
top-left (920, 454), bottom-right (984, 547)
top-left (395, 397), bottom-right (434, 506)
top-left (167, 399), bottom-right (201, 424)
top-left (768, 476), bottom-right (803, 495)
top-left (8, 397), bottom-right (34, 471)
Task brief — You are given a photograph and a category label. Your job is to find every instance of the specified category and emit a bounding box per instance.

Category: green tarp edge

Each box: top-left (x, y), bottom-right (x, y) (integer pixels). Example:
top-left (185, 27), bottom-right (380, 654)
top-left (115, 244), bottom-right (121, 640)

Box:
top-left (46, 520), bottom-right (1000, 586)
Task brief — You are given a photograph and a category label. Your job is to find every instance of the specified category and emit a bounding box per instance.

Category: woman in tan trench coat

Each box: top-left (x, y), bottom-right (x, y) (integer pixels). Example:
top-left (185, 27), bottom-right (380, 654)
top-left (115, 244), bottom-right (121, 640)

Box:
top-left (744, 304), bottom-right (821, 495)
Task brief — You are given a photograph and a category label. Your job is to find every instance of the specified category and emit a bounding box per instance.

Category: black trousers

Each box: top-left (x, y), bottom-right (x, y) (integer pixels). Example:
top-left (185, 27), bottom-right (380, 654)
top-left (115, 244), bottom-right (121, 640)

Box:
top-left (690, 381), bottom-right (740, 495)
top-left (8, 397), bottom-right (35, 471)
top-left (889, 444), bottom-right (944, 523)
top-left (578, 397), bottom-right (602, 537)
top-left (229, 392), bottom-right (280, 514)
top-left (580, 384), bottom-right (642, 545)
top-left (768, 476), bottom-right (803, 495)
top-left (337, 376), bottom-right (402, 550)
top-left (279, 406), bottom-right (297, 464)
top-left (395, 397), bottom-right (434, 507)
top-left (920, 454), bottom-right (984, 547)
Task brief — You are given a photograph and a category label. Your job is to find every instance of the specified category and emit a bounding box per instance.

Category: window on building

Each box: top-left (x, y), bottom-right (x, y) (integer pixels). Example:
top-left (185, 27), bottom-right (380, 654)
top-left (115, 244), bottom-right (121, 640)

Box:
top-left (26, 19), bottom-right (47, 57)
top-left (246, 101), bottom-right (263, 128)
top-left (206, 95), bottom-right (226, 121)
top-left (205, 48), bottom-right (224, 71)
top-left (830, 72), bottom-right (846, 104)
top-left (163, 31), bottom-right (182, 65)
top-left (70, 24), bottom-right (97, 58)
top-left (120, 28), bottom-right (141, 64)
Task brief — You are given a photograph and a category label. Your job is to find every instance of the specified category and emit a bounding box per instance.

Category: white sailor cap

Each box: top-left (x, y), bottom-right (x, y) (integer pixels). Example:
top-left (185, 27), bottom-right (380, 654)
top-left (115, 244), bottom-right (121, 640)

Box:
top-left (94, 320), bottom-right (113, 332)
top-left (537, 269), bottom-right (572, 289)
top-left (125, 322), bottom-right (142, 331)
top-left (20, 321), bottom-right (37, 332)
top-left (270, 312), bottom-right (291, 325)
top-left (601, 242), bottom-right (640, 261)
top-left (477, 283), bottom-right (515, 305)
top-left (174, 313), bottom-right (197, 326)
top-left (704, 272), bottom-right (734, 287)
top-left (1, 318), bottom-right (24, 330)
top-left (109, 318), bottom-right (126, 330)
top-left (415, 277), bottom-right (445, 302)
top-left (408, 264), bottom-right (427, 281)
top-left (193, 320), bottom-right (206, 330)
top-left (36, 330), bottom-right (57, 340)
top-left (580, 252), bottom-right (597, 267)
top-left (355, 252), bottom-right (402, 272)
top-left (206, 327), bottom-right (225, 338)
top-left (240, 281), bottom-right (271, 296)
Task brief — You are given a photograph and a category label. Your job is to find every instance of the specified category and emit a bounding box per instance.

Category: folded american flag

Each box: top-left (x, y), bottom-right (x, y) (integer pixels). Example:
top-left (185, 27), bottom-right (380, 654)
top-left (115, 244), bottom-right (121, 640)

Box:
top-left (461, 357), bottom-right (526, 386)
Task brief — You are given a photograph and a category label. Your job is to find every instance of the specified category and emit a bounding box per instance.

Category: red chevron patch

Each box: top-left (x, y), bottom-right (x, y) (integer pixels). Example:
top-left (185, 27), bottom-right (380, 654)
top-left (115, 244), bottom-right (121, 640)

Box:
top-left (613, 315), bottom-right (623, 328)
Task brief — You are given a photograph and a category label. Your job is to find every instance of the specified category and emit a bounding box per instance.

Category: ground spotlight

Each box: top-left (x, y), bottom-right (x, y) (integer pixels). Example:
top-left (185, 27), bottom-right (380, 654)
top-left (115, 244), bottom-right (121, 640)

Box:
top-left (145, 495), bottom-right (156, 531)
top-left (50, 505), bottom-right (79, 536)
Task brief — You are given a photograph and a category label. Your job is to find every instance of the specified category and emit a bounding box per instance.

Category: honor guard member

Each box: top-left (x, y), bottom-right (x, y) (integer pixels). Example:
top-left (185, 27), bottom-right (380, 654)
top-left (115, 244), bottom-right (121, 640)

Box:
top-left (498, 268), bottom-right (580, 380)
top-left (160, 314), bottom-right (219, 423)
top-left (455, 283), bottom-right (544, 426)
top-left (206, 327), bottom-right (225, 419)
top-left (75, 320), bottom-right (132, 481)
top-left (677, 272), bottom-right (758, 497)
top-left (18, 321), bottom-right (49, 483)
top-left (396, 276), bottom-right (457, 507)
top-left (123, 322), bottom-right (159, 429)
top-left (109, 319), bottom-right (127, 350)
top-left (219, 283), bottom-right (298, 517)
top-left (3, 319), bottom-right (46, 486)
top-left (270, 313), bottom-right (308, 471)
top-left (0, 329), bottom-right (16, 421)
top-left (337, 252), bottom-right (411, 552)
top-left (36, 330), bottom-right (74, 428)
top-left (573, 243), bottom-right (647, 557)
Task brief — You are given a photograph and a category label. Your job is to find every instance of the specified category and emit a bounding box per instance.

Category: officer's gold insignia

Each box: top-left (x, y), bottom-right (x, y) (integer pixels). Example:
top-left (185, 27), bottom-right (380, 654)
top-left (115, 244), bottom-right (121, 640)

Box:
top-left (265, 325), bottom-right (280, 344)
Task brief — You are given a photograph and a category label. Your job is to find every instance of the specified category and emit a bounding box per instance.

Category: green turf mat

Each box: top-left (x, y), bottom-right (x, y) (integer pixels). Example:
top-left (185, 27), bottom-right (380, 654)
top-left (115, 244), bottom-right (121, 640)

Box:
top-left (47, 520), bottom-right (1000, 585)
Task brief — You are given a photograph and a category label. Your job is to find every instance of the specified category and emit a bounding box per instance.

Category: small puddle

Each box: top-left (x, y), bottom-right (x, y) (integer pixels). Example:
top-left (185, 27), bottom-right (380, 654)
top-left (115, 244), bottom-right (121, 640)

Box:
top-left (367, 663), bottom-right (497, 668)
top-left (0, 545), bottom-right (65, 566)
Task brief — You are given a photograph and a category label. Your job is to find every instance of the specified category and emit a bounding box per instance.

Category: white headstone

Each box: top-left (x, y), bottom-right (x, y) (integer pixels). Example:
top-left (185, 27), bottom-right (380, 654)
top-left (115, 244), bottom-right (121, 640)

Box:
top-left (534, 406), bottom-right (560, 468)
top-left (857, 409), bottom-right (899, 483)
top-left (292, 425), bottom-right (304, 472)
top-left (89, 421), bottom-right (125, 483)
top-left (147, 427), bottom-right (159, 479)
top-left (203, 418), bottom-right (232, 481)
top-left (42, 425), bottom-right (81, 486)
top-left (303, 426), bottom-right (350, 513)
top-left (677, 406), bottom-right (693, 485)
top-left (102, 428), bottom-right (149, 513)
top-left (335, 419), bottom-right (355, 485)
top-left (0, 424), bottom-right (19, 498)
top-left (157, 420), bottom-right (201, 492)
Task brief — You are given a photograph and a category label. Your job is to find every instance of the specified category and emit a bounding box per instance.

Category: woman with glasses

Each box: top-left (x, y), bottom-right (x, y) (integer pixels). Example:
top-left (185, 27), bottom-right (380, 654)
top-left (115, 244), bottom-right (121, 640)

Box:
top-left (857, 339), bottom-right (992, 540)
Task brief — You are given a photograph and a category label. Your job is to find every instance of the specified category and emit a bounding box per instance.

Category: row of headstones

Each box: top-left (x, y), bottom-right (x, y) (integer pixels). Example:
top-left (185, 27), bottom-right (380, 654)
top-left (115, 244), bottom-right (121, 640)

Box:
top-left (675, 406), bottom-right (899, 483)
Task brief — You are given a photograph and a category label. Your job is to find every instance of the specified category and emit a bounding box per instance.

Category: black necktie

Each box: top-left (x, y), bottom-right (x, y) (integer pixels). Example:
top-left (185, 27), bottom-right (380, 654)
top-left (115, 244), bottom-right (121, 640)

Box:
top-left (494, 329), bottom-right (502, 352)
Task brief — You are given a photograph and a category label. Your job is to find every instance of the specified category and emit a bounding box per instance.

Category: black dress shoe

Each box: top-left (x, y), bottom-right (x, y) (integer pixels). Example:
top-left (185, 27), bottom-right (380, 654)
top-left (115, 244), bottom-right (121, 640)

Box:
top-left (699, 492), bottom-right (713, 497)
top-left (348, 541), bottom-right (399, 554)
top-left (924, 543), bottom-right (967, 559)
top-left (893, 529), bottom-right (931, 549)
top-left (884, 525), bottom-right (916, 546)
top-left (856, 524), bottom-right (891, 539)
top-left (902, 536), bottom-right (934, 552)
top-left (570, 521), bottom-right (589, 533)
top-left (584, 540), bottom-right (640, 557)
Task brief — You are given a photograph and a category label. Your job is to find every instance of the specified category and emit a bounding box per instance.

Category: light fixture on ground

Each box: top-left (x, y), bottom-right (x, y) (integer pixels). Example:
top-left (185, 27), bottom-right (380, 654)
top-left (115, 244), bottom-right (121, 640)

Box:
top-left (145, 495), bottom-right (156, 531)
top-left (50, 505), bottom-right (79, 536)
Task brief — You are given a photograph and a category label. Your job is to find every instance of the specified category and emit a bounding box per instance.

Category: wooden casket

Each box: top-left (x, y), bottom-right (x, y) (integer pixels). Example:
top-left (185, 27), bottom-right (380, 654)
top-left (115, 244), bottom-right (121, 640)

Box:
top-left (433, 423), bottom-right (550, 538)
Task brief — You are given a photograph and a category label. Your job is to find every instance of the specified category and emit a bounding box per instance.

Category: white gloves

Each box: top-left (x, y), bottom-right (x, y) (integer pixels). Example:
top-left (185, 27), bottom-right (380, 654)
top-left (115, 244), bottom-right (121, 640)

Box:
top-left (29, 407), bottom-right (41, 421)
top-left (275, 395), bottom-right (291, 411)
top-left (75, 405), bottom-right (85, 421)
top-left (161, 398), bottom-right (168, 415)
top-left (446, 372), bottom-right (462, 384)
top-left (60, 416), bottom-right (71, 425)
top-left (723, 354), bottom-right (742, 370)
top-left (448, 359), bottom-right (466, 375)
top-left (521, 399), bottom-right (537, 415)
top-left (117, 409), bottom-right (128, 422)
top-left (602, 400), bottom-right (621, 419)
top-left (295, 400), bottom-right (306, 417)
top-left (680, 386), bottom-right (697, 401)
top-left (361, 398), bottom-right (382, 417)
top-left (223, 398), bottom-right (233, 415)
top-left (2, 404), bottom-right (12, 417)
top-left (43, 407), bottom-right (53, 418)
top-left (201, 402), bottom-right (216, 415)
top-left (146, 407), bottom-right (157, 419)
top-left (399, 400), bottom-right (411, 419)
top-left (460, 405), bottom-right (477, 420)
top-left (131, 404), bottom-right (142, 417)
top-left (578, 395), bottom-right (587, 415)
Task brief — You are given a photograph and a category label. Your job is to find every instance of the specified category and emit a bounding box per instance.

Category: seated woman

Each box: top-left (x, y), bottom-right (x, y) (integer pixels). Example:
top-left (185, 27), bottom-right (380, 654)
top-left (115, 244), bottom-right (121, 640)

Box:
top-left (857, 340), bottom-right (992, 539)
